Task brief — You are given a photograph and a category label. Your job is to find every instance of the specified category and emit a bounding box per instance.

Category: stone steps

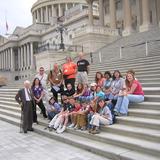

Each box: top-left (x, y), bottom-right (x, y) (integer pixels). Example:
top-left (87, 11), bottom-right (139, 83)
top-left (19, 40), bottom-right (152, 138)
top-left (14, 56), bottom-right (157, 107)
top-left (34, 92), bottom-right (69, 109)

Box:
top-left (90, 56), bottom-right (160, 68)
top-left (101, 124), bottom-right (160, 143)
top-left (128, 108), bottom-right (160, 119)
top-left (116, 116), bottom-right (160, 130)
top-left (130, 102), bottom-right (160, 110)
top-left (91, 61), bottom-right (160, 71)
top-left (67, 129), bottom-right (160, 157)
top-left (144, 95), bottom-right (160, 102)
top-left (0, 111), bottom-right (159, 160)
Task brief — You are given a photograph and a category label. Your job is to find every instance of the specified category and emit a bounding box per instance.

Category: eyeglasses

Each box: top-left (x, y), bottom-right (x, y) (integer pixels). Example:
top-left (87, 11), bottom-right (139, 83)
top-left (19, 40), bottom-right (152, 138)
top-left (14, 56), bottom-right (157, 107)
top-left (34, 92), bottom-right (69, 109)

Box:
top-left (40, 70), bottom-right (44, 72)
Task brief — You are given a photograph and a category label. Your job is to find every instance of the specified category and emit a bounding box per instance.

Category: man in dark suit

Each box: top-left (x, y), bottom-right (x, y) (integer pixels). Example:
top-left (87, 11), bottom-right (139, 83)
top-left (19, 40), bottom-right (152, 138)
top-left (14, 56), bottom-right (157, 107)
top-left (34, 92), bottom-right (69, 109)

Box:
top-left (15, 80), bottom-right (35, 133)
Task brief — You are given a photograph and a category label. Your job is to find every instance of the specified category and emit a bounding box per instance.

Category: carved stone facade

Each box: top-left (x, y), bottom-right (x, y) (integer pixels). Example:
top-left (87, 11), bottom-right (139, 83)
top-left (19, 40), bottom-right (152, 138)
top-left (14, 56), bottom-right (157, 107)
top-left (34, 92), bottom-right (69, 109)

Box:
top-left (0, 0), bottom-right (160, 81)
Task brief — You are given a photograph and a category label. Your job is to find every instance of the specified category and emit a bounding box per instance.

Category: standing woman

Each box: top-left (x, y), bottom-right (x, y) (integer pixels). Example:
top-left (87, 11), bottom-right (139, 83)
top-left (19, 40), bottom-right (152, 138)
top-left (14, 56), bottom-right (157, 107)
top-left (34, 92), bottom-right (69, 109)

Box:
top-left (62, 56), bottom-right (77, 90)
top-left (48, 63), bottom-right (64, 102)
top-left (32, 78), bottom-right (47, 120)
top-left (114, 71), bottom-right (144, 116)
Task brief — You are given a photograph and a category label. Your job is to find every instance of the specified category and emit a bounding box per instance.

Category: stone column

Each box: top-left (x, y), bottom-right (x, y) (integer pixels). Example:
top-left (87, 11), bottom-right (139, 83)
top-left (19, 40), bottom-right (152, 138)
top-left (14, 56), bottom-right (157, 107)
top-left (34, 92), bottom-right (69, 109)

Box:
top-left (33, 12), bottom-right (35, 24)
top-left (27, 43), bottom-right (30, 68)
top-left (5, 50), bottom-right (8, 70)
top-left (109, 0), bottom-right (116, 29)
top-left (156, 0), bottom-right (160, 26)
top-left (52, 5), bottom-right (57, 18)
top-left (87, 0), bottom-right (94, 26)
top-left (5, 50), bottom-right (7, 70)
top-left (17, 47), bottom-right (20, 70)
top-left (8, 49), bottom-right (10, 70)
top-left (65, 3), bottom-right (68, 11)
top-left (58, 4), bottom-right (63, 17)
top-left (10, 48), bottom-right (14, 71)
top-left (24, 45), bottom-right (27, 70)
top-left (99, 0), bottom-right (104, 26)
top-left (48, 6), bottom-right (51, 19)
top-left (2, 51), bottom-right (4, 70)
top-left (0, 52), bottom-right (1, 69)
top-left (30, 42), bottom-right (34, 69)
top-left (21, 46), bottom-right (23, 70)
top-left (46, 6), bottom-right (49, 22)
top-left (2, 52), bottom-right (4, 70)
top-left (41, 7), bottom-right (43, 22)
top-left (37, 9), bottom-right (40, 22)
top-left (139, 0), bottom-right (151, 32)
top-left (122, 0), bottom-right (133, 36)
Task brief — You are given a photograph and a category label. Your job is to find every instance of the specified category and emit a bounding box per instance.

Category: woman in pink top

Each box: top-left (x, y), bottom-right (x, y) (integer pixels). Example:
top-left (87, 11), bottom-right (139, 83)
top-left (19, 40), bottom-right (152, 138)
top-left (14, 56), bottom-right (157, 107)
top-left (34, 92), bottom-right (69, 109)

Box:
top-left (114, 71), bottom-right (144, 116)
top-left (95, 72), bottom-right (105, 88)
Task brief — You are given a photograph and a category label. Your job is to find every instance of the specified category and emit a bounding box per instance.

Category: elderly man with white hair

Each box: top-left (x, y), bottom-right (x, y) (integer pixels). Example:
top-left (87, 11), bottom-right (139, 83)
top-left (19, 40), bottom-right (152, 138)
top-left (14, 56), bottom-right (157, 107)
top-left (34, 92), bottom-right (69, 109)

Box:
top-left (15, 80), bottom-right (35, 133)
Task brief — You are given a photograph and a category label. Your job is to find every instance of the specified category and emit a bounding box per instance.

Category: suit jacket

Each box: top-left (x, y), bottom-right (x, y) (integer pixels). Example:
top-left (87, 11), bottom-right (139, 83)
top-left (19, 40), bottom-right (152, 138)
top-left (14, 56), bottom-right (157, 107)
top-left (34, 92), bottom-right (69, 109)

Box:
top-left (15, 88), bottom-right (35, 108)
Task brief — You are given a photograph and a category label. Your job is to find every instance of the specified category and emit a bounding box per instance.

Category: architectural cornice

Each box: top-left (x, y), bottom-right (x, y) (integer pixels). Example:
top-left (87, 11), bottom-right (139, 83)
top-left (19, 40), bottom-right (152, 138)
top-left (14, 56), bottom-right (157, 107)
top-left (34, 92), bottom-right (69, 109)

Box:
top-left (31, 0), bottom-right (86, 12)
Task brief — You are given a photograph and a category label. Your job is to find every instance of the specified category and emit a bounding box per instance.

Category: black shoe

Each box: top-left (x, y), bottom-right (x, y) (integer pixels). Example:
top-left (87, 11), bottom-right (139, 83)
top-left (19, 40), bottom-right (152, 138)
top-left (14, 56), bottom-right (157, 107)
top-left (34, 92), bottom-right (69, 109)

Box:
top-left (43, 115), bottom-right (47, 118)
top-left (28, 128), bottom-right (34, 131)
top-left (24, 131), bottom-right (27, 133)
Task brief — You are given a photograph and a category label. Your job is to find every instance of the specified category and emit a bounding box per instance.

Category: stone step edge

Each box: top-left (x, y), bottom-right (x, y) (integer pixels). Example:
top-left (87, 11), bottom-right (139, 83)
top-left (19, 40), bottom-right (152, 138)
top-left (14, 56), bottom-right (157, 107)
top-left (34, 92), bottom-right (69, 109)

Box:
top-left (0, 114), bottom-right (159, 160)
top-left (67, 127), bottom-right (160, 157)
top-left (0, 106), bottom-right (160, 147)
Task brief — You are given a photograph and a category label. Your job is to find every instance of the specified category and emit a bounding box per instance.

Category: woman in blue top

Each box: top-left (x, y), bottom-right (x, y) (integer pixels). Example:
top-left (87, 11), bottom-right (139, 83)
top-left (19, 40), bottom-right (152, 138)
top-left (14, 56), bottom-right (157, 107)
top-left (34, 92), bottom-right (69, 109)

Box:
top-left (103, 71), bottom-right (112, 88)
top-left (47, 97), bottom-right (62, 120)
top-left (32, 78), bottom-right (47, 121)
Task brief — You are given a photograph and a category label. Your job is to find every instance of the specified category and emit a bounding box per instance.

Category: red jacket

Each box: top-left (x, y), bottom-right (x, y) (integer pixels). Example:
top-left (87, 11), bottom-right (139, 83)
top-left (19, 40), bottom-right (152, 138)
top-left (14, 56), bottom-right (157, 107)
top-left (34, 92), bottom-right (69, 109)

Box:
top-left (62, 62), bottom-right (77, 79)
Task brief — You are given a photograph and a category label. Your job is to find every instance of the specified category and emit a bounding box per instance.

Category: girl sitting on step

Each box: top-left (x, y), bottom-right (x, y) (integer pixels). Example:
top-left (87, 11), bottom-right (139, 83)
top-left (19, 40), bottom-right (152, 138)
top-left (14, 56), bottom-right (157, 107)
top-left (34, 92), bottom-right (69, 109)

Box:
top-left (114, 70), bottom-right (144, 116)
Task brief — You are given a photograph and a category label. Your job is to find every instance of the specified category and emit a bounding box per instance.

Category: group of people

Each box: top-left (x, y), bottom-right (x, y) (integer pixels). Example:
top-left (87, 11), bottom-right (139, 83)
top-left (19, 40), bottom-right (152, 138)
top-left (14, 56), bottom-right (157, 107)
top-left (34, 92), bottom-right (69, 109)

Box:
top-left (15, 52), bottom-right (144, 134)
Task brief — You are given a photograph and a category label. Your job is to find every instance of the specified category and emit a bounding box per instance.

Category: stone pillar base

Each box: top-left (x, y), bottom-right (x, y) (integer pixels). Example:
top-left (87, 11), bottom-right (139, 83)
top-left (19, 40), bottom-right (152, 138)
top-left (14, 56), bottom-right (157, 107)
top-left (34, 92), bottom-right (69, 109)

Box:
top-left (122, 28), bottom-right (134, 36)
top-left (139, 24), bottom-right (152, 32)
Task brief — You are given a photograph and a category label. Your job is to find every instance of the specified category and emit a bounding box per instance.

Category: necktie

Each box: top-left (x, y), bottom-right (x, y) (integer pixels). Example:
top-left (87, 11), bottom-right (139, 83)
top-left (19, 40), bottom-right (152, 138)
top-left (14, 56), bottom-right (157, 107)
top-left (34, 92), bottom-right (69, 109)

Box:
top-left (27, 89), bottom-right (31, 100)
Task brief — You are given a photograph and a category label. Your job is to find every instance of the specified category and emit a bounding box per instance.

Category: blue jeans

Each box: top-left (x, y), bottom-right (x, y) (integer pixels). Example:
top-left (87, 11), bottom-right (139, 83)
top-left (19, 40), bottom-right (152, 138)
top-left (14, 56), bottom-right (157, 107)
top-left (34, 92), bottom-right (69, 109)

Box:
top-left (114, 94), bottom-right (144, 115)
top-left (48, 112), bottom-right (57, 120)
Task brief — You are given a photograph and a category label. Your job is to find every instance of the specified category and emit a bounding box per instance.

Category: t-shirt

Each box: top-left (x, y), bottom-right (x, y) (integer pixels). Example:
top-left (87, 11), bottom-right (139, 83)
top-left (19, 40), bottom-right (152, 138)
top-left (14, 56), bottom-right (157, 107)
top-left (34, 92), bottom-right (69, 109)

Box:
top-left (128, 80), bottom-right (144, 96)
top-left (77, 59), bottom-right (89, 72)
top-left (63, 103), bottom-right (75, 112)
top-left (47, 102), bottom-right (61, 113)
top-left (62, 88), bottom-right (75, 97)
top-left (35, 73), bottom-right (48, 89)
top-left (32, 86), bottom-right (43, 98)
top-left (62, 62), bottom-right (77, 79)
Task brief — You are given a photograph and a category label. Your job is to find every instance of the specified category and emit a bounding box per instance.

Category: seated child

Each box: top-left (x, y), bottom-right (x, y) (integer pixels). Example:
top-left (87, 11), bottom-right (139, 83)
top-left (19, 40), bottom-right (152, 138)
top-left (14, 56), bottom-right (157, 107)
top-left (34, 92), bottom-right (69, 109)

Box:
top-left (89, 99), bottom-right (113, 134)
top-left (47, 97), bottom-right (62, 120)
top-left (72, 101), bottom-right (90, 130)
top-left (94, 85), bottom-right (105, 101)
top-left (48, 96), bottom-right (71, 132)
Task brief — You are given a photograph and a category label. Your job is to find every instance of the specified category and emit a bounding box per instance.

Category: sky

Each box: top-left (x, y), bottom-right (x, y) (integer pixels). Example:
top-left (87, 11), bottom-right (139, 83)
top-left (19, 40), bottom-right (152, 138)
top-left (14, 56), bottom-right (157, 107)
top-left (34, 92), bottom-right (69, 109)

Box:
top-left (0, 0), bottom-right (37, 36)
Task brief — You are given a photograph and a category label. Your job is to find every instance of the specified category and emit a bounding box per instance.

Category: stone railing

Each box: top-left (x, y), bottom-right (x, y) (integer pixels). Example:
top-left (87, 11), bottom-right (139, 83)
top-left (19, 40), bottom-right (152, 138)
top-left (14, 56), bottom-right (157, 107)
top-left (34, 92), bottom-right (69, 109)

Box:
top-left (74, 25), bottom-right (119, 37)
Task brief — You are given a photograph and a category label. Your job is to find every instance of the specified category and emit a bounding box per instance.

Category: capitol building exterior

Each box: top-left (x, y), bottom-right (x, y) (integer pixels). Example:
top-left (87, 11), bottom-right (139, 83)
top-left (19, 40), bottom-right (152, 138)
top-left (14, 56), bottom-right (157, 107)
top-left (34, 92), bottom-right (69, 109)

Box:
top-left (0, 0), bottom-right (160, 81)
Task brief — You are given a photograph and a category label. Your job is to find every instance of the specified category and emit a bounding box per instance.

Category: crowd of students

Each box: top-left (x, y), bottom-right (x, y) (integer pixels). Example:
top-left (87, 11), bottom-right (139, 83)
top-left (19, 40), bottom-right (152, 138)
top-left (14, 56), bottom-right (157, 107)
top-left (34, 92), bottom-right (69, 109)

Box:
top-left (15, 52), bottom-right (144, 134)
top-left (29, 52), bottom-right (144, 135)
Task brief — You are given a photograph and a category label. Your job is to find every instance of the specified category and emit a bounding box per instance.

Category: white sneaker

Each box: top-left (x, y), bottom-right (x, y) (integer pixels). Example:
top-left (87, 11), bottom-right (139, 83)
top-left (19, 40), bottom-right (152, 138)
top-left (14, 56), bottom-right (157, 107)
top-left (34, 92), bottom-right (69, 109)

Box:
top-left (57, 126), bottom-right (66, 134)
top-left (56, 124), bottom-right (62, 133)
top-left (68, 123), bottom-right (75, 128)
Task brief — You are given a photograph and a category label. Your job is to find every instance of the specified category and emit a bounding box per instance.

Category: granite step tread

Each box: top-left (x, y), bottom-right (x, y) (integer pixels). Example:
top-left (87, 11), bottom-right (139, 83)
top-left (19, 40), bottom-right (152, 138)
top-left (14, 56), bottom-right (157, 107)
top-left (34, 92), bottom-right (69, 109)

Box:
top-left (129, 108), bottom-right (160, 115)
top-left (67, 127), bottom-right (160, 156)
